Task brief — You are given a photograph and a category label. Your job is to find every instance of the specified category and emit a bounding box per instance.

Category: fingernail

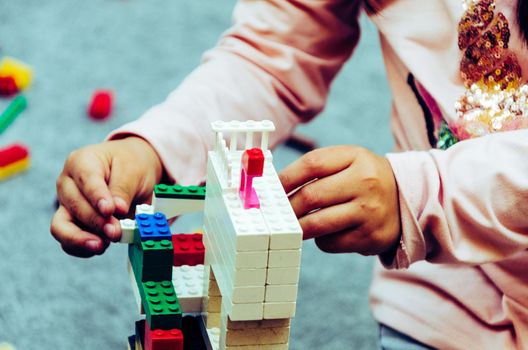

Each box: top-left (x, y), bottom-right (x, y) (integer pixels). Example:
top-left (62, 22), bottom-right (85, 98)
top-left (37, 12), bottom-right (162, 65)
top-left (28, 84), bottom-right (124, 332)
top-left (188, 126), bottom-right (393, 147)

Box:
top-left (97, 199), bottom-right (110, 214)
top-left (104, 223), bottom-right (117, 239)
top-left (85, 240), bottom-right (100, 251)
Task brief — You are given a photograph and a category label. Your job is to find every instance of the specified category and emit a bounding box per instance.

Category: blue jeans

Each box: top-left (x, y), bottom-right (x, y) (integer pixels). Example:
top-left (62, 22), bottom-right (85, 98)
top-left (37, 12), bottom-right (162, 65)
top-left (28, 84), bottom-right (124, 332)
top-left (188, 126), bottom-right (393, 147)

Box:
top-left (378, 324), bottom-right (435, 350)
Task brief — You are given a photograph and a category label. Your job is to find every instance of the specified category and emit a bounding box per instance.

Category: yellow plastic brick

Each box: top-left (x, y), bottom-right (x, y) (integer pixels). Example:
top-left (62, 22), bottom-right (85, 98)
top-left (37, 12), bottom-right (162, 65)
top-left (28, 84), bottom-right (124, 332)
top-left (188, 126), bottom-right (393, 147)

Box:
top-left (0, 157), bottom-right (30, 181)
top-left (0, 57), bottom-right (33, 90)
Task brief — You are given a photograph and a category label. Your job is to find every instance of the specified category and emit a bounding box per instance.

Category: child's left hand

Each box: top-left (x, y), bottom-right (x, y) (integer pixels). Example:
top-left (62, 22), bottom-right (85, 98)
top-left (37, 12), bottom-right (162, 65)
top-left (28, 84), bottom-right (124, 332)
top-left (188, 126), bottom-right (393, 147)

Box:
top-left (279, 145), bottom-right (401, 256)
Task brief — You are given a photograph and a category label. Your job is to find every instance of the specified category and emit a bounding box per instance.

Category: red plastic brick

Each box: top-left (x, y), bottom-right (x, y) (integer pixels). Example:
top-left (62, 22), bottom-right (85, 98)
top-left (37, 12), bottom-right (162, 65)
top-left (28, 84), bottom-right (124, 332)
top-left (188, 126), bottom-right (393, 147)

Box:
top-left (241, 148), bottom-right (264, 176)
top-left (0, 76), bottom-right (19, 97)
top-left (144, 319), bottom-right (183, 350)
top-left (172, 234), bottom-right (205, 266)
top-left (0, 143), bottom-right (29, 167)
top-left (88, 90), bottom-right (113, 120)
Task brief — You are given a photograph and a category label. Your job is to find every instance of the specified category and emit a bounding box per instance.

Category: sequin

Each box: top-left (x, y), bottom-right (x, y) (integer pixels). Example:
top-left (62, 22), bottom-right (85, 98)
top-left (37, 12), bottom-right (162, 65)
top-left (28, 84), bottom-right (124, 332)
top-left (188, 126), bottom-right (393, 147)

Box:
top-left (449, 0), bottom-right (528, 144)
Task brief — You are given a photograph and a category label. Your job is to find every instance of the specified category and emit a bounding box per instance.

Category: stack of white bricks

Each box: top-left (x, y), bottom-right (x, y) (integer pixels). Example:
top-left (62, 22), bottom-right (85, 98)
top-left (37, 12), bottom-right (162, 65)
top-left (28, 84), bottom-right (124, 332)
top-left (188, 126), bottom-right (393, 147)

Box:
top-left (202, 120), bottom-right (302, 350)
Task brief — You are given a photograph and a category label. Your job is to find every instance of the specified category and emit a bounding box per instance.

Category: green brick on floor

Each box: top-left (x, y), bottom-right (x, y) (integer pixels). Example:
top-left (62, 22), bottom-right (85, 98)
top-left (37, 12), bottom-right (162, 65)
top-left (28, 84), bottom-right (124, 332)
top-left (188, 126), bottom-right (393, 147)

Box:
top-left (154, 184), bottom-right (206, 200)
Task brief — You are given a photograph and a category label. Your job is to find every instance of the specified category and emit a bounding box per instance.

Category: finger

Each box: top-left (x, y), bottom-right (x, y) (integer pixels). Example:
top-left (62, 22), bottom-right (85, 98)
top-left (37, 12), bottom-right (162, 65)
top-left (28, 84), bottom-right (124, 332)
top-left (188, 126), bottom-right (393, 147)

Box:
top-left (288, 169), bottom-right (357, 217)
top-left (279, 146), bottom-right (357, 194)
top-left (299, 201), bottom-right (364, 240)
top-left (66, 153), bottom-right (115, 217)
top-left (314, 228), bottom-right (376, 255)
top-left (57, 176), bottom-right (120, 241)
top-left (107, 158), bottom-right (136, 216)
top-left (50, 206), bottom-right (110, 257)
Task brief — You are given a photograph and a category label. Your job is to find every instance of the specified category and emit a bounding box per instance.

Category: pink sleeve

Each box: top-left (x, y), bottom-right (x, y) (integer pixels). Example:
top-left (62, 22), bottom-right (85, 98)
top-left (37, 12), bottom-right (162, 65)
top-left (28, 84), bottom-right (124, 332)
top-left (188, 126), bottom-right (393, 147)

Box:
top-left (108, 0), bottom-right (362, 185)
top-left (384, 129), bottom-right (528, 268)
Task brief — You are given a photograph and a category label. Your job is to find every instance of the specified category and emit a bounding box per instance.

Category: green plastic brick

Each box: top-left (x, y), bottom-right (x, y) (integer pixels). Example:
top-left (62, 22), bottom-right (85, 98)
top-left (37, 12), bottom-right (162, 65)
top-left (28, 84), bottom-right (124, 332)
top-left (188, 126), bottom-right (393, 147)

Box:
top-left (129, 244), bottom-right (172, 282)
top-left (141, 281), bottom-right (182, 330)
top-left (0, 95), bottom-right (27, 135)
top-left (154, 184), bottom-right (206, 200)
top-left (141, 239), bottom-right (173, 266)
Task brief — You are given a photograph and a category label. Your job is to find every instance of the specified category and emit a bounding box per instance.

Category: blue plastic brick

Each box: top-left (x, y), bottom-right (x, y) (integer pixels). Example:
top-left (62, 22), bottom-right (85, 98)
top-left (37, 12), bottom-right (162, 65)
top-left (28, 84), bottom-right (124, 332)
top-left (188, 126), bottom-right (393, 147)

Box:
top-left (135, 212), bottom-right (172, 242)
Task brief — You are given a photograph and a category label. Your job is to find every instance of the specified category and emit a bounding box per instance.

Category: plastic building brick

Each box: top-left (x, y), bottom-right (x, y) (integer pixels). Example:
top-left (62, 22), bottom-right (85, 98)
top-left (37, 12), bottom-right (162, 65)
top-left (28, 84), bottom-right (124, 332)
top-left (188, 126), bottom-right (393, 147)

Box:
top-left (241, 148), bottom-right (264, 176)
top-left (0, 143), bottom-right (29, 167)
top-left (172, 265), bottom-right (204, 313)
top-left (88, 89), bottom-right (113, 120)
top-left (0, 76), bottom-right (19, 96)
top-left (172, 234), bottom-right (205, 266)
top-left (141, 280), bottom-right (182, 330)
top-left (239, 148), bottom-right (264, 209)
top-left (0, 156), bottom-right (28, 181)
top-left (129, 244), bottom-right (172, 282)
top-left (0, 57), bottom-right (33, 90)
top-left (136, 203), bottom-right (155, 215)
top-left (267, 249), bottom-right (301, 268)
top-left (263, 302), bottom-right (296, 319)
top-left (264, 285), bottom-right (298, 303)
top-left (142, 239), bottom-right (174, 267)
top-left (0, 143), bottom-right (30, 181)
top-left (144, 320), bottom-right (183, 350)
top-left (0, 95), bottom-right (27, 135)
top-left (135, 213), bottom-right (172, 242)
top-left (206, 328), bottom-right (220, 350)
top-left (154, 184), bottom-right (206, 200)
top-left (120, 219), bottom-right (136, 244)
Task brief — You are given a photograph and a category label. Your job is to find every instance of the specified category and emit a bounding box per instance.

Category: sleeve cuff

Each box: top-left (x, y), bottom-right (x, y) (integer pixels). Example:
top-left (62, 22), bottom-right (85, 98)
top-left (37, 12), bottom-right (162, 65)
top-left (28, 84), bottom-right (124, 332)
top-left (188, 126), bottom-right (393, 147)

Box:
top-left (380, 151), bottom-right (434, 269)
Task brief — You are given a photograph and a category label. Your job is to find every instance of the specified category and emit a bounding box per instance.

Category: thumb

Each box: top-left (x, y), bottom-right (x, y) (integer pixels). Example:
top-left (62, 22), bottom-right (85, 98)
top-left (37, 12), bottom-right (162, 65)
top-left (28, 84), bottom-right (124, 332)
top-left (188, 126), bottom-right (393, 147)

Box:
top-left (107, 159), bottom-right (136, 216)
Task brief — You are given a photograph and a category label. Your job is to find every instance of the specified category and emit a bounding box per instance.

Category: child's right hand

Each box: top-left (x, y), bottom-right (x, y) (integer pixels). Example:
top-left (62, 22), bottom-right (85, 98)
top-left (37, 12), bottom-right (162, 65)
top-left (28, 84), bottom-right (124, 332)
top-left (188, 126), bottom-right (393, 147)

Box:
top-left (50, 137), bottom-right (163, 257)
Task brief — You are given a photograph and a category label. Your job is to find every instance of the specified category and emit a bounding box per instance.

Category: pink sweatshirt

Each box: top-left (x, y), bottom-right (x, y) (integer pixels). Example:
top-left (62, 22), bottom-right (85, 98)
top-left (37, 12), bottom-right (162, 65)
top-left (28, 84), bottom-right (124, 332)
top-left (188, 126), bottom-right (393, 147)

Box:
top-left (110, 1), bottom-right (528, 348)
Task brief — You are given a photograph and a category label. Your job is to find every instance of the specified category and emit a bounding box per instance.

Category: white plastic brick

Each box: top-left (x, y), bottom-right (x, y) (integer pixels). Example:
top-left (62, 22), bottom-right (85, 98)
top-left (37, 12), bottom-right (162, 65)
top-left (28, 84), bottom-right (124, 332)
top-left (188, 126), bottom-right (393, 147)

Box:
top-left (235, 251), bottom-right (269, 269)
top-left (119, 219), bottom-right (136, 244)
top-left (232, 286), bottom-right (265, 303)
top-left (224, 299), bottom-right (264, 322)
top-left (135, 203), bottom-right (154, 215)
top-left (152, 195), bottom-right (205, 220)
top-left (267, 249), bottom-right (302, 268)
top-left (172, 265), bottom-right (205, 313)
top-left (263, 302), bottom-right (296, 319)
top-left (206, 327), bottom-right (220, 350)
top-left (253, 164), bottom-right (303, 250)
top-left (264, 285), bottom-right (298, 303)
top-left (266, 267), bottom-right (300, 285)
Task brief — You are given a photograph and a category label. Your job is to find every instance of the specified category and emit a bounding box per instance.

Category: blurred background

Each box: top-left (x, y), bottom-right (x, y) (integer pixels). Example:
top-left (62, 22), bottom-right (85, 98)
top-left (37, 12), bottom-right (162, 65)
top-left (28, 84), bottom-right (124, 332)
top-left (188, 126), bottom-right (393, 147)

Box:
top-left (0, 1), bottom-right (392, 349)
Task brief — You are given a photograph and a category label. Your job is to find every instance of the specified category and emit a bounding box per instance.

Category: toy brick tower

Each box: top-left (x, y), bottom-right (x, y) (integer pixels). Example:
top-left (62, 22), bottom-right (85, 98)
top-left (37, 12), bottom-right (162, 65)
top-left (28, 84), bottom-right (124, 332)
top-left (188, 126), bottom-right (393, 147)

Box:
top-left (121, 120), bottom-right (302, 350)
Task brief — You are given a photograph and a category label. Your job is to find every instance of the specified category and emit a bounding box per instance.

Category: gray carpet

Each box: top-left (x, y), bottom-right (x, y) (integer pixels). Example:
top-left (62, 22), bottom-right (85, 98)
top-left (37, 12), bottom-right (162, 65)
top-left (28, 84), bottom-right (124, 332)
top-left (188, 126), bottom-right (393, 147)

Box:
top-left (0, 1), bottom-right (392, 349)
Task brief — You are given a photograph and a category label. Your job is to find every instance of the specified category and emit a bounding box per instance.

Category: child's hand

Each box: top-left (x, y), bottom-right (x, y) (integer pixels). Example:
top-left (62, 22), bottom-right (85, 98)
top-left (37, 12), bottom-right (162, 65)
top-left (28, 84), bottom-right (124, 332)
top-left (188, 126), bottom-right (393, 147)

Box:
top-left (50, 137), bottom-right (163, 257)
top-left (279, 145), bottom-right (400, 256)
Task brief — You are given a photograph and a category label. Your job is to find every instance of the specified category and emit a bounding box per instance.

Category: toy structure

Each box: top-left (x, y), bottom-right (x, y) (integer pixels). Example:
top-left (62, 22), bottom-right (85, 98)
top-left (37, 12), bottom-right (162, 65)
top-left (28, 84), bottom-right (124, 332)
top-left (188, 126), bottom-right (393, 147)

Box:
top-left (121, 120), bottom-right (302, 350)
top-left (88, 90), bottom-right (113, 120)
